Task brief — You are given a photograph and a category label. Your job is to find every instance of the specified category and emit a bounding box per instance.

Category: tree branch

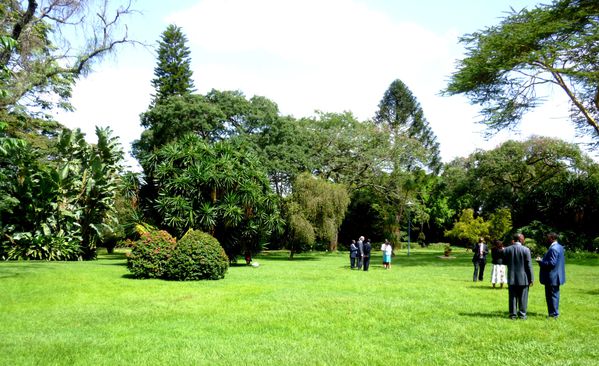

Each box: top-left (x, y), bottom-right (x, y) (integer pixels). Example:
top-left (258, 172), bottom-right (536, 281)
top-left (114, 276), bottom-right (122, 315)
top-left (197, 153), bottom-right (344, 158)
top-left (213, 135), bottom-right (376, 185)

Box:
top-left (0, 0), bottom-right (38, 67)
top-left (550, 70), bottom-right (599, 137)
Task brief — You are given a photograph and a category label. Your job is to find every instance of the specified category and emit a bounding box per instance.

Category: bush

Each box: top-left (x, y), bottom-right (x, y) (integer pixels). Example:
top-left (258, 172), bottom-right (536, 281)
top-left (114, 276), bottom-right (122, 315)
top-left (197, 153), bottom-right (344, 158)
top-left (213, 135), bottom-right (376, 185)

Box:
top-left (164, 229), bottom-right (229, 281)
top-left (5, 232), bottom-right (80, 260)
top-left (524, 238), bottom-right (542, 257)
top-left (126, 230), bottom-right (176, 279)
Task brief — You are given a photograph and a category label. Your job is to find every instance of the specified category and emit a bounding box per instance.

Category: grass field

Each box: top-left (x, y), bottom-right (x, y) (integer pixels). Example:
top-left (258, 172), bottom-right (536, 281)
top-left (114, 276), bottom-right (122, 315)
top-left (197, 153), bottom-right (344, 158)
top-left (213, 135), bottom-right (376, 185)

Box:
top-left (1, 246), bottom-right (598, 365)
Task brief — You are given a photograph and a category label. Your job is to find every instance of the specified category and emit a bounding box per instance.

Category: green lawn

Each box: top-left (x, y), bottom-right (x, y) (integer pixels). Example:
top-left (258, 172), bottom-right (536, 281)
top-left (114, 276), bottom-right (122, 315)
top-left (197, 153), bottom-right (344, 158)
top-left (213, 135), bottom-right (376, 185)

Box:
top-left (1, 246), bottom-right (598, 365)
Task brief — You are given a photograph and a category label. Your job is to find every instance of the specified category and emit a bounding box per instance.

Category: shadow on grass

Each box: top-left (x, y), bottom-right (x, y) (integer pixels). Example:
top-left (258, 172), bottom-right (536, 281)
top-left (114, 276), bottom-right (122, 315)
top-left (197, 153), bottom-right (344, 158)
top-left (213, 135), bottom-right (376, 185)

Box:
top-left (391, 252), bottom-right (472, 267)
top-left (96, 252), bottom-right (128, 266)
top-left (0, 262), bottom-right (56, 278)
top-left (97, 252), bottom-right (128, 261)
top-left (582, 289), bottom-right (599, 296)
top-left (459, 311), bottom-right (542, 319)
top-left (256, 251), bottom-right (321, 261)
top-left (468, 284), bottom-right (508, 290)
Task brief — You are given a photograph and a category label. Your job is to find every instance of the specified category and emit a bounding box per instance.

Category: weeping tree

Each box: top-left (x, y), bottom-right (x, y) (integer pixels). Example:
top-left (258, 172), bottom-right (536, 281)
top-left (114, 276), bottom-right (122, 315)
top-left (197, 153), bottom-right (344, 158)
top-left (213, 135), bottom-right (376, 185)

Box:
top-left (286, 173), bottom-right (350, 254)
top-left (146, 134), bottom-right (283, 260)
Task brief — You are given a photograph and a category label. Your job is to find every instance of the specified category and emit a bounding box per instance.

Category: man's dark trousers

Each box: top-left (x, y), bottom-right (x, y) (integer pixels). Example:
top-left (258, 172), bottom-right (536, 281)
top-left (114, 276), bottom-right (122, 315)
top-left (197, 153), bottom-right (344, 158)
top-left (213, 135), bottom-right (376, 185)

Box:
top-left (509, 285), bottom-right (529, 319)
top-left (473, 259), bottom-right (486, 281)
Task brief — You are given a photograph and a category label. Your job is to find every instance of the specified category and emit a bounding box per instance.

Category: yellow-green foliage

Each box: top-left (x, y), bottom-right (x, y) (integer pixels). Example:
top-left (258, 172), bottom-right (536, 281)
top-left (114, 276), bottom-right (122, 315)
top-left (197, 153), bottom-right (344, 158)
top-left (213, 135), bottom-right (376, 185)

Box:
top-left (488, 208), bottom-right (512, 241)
top-left (445, 208), bottom-right (489, 247)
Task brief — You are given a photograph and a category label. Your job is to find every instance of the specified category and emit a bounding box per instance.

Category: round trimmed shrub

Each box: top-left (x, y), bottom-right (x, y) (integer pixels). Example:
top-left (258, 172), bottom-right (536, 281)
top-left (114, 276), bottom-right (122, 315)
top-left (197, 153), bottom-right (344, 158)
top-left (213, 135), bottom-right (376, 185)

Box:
top-left (126, 230), bottom-right (176, 279)
top-left (164, 230), bottom-right (229, 280)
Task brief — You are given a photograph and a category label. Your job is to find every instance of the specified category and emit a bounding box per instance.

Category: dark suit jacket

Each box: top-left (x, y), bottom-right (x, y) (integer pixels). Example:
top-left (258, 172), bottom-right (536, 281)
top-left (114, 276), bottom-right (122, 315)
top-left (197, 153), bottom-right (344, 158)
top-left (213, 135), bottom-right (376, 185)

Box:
top-left (363, 242), bottom-right (372, 257)
top-left (472, 243), bottom-right (489, 263)
top-left (539, 242), bottom-right (566, 286)
top-left (502, 242), bottom-right (534, 286)
top-left (349, 243), bottom-right (358, 258)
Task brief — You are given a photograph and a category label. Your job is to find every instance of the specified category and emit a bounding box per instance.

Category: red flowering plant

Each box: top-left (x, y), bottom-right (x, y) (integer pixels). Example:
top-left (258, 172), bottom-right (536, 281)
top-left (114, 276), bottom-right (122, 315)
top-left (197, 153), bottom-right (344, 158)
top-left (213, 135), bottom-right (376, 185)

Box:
top-left (126, 230), bottom-right (176, 279)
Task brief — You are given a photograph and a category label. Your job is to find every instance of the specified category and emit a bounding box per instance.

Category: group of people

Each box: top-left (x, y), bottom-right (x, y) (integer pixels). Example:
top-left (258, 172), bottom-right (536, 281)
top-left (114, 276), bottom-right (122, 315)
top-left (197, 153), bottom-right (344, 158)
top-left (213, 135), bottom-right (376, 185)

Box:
top-left (349, 236), bottom-right (371, 270)
top-left (349, 237), bottom-right (394, 271)
top-left (472, 233), bottom-right (566, 320)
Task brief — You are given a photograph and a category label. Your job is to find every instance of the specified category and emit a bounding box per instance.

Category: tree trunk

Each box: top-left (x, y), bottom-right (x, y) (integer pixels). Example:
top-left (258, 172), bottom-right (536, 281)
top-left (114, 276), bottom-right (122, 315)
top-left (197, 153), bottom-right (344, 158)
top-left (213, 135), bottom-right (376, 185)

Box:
top-left (328, 231), bottom-right (338, 251)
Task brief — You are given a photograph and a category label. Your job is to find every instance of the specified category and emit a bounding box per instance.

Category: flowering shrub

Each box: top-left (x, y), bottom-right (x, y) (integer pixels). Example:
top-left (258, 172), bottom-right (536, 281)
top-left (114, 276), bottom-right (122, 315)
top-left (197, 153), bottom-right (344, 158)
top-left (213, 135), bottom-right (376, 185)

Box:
top-left (126, 230), bottom-right (176, 279)
top-left (164, 229), bottom-right (229, 281)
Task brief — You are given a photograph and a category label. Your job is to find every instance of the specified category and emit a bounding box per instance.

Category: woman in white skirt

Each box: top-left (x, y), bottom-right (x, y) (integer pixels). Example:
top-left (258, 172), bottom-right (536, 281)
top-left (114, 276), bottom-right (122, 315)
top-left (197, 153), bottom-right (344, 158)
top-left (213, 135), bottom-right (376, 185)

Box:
top-left (490, 240), bottom-right (507, 288)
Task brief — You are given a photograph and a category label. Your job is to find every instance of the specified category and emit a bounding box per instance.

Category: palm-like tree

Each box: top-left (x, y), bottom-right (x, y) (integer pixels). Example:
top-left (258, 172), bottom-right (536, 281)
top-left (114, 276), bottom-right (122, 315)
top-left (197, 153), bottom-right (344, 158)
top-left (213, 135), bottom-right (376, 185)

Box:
top-left (150, 134), bottom-right (282, 258)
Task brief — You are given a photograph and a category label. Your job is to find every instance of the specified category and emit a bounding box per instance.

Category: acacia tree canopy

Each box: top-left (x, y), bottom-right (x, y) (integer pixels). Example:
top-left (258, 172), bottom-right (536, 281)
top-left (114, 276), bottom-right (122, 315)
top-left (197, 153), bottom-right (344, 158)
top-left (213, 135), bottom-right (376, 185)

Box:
top-left (444, 0), bottom-right (599, 145)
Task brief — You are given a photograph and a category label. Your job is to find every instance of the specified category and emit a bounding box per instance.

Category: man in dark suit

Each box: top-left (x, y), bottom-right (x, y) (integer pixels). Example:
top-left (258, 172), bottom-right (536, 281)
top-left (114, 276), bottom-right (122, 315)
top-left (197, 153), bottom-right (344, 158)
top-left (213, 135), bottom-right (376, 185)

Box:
top-left (502, 233), bottom-right (534, 319)
top-left (472, 237), bottom-right (489, 282)
top-left (362, 239), bottom-right (372, 271)
top-left (536, 232), bottom-right (566, 319)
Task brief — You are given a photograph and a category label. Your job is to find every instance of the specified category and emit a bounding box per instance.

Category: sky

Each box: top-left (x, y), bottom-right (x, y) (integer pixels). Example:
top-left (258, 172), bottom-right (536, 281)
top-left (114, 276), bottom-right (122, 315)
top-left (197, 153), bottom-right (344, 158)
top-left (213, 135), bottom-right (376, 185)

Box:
top-left (57, 0), bottom-right (590, 170)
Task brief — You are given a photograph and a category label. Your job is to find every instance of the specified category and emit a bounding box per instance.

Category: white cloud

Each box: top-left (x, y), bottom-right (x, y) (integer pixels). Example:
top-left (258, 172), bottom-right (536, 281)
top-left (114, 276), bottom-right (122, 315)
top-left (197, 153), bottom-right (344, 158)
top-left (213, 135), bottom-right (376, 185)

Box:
top-left (57, 66), bottom-right (153, 170)
top-left (171, 1), bottom-right (455, 116)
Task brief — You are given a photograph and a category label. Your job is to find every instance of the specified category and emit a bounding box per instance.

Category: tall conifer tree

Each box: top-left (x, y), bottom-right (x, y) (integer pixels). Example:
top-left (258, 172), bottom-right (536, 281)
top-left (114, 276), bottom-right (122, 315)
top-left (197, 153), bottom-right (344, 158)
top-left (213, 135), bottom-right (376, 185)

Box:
top-left (151, 24), bottom-right (195, 105)
top-left (375, 79), bottom-right (441, 172)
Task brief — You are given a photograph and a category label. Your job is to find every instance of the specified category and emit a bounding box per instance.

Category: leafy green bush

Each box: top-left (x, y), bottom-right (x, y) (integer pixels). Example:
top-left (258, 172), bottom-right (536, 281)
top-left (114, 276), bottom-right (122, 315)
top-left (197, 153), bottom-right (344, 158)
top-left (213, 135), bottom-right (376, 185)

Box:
top-left (5, 232), bottom-right (80, 260)
top-left (524, 238), bottom-right (542, 257)
top-left (126, 230), bottom-right (176, 279)
top-left (164, 229), bottom-right (229, 281)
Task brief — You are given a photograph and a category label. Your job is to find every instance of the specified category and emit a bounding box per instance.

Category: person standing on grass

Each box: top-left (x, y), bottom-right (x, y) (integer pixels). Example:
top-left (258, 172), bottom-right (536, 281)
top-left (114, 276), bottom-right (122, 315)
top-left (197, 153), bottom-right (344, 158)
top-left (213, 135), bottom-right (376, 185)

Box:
top-left (362, 238), bottom-right (372, 271)
top-left (381, 239), bottom-right (393, 269)
top-left (502, 233), bottom-right (534, 320)
top-left (536, 232), bottom-right (566, 319)
top-left (349, 240), bottom-right (358, 269)
top-left (491, 240), bottom-right (507, 289)
top-left (472, 237), bottom-right (489, 282)
top-left (357, 236), bottom-right (365, 270)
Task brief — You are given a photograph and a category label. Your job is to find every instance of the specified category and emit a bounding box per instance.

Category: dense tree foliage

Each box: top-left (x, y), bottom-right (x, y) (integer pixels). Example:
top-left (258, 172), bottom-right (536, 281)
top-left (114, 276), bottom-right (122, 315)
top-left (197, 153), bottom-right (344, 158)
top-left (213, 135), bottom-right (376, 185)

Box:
top-left (5, 1), bottom-right (598, 263)
top-left (144, 134), bottom-right (283, 259)
top-left (440, 137), bottom-right (599, 250)
top-left (445, 0), bottom-right (599, 145)
top-left (0, 127), bottom-right (123, 260)
top-left (0, 1), bottom-right (135, 261)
